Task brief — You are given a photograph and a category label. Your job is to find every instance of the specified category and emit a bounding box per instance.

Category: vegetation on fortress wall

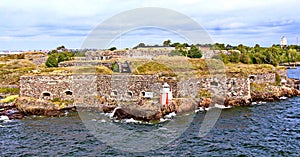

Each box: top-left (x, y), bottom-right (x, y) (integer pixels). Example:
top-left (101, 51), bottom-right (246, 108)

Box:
top-left (133, 61), bottom-right (176, 76)
top-left (127, 55), bottom-right (279, 79)
top-left (45, 51), bottom-right (74, 67)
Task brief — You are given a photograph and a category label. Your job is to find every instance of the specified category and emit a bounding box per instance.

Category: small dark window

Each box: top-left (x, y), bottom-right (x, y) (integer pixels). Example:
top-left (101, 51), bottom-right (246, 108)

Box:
top-left (65, 91), bottom-right (73, 95)
top-left (43, 92), bottom-right (51, 97)
top-left (232, 81), bottom-right (236, 86)
top-left (210, 81), bottom-right (218, 86)
top-left (249, 75), bottom-right (255, 80)
top-left (111, 91), bottom-right (117, 96)
top-left (127, 91), bottom-right (133, 97)
top-left (141, 92), bottom-right (145, 97)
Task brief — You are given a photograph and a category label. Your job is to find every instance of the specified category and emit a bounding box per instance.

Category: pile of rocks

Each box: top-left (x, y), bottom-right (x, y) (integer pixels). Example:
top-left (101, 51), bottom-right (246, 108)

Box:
top-left (0, 102), bottom-right (23, 119)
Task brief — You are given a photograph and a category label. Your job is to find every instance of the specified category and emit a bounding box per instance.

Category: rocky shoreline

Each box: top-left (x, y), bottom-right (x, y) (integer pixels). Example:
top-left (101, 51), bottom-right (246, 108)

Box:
top-left (1, 84), bottom-right (299, 122)
top-left (101, 85), bottom-right (300, 122)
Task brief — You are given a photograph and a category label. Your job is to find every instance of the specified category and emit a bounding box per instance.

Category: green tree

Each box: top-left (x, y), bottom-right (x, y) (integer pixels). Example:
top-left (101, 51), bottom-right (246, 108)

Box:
top-left (288, 49), bottom-right (296, 62)
top-left (171, 42), bottom-right (180, 47)
top-left (58, 52), bottom-right (71, 63)
top-left (212, 53), bottom-right (229, 64)
top-left (187, 45), bottom-right (202, 58)
top-left (109, 47), bottom-right (117, 51)
top-left (45, 54), bottom-right (58, 67)
top-left (237, 44), bottom-right (247, 53)
top-left (213, 43), bottom-right (226, 50)
top-left (229, 51), bottom-right (240, 63)
top-left (50, 49), bottom-right (58, 54)
top-left (46, 51), bottom-right (73, 67)
top-left (163, 39), bottom-right (171, 46)
top-left (252, 53), bottom-right (264, 64)
top-left (240, 53), bottom-right (251, 64)
top-left (254, 44), bottom-right (261, 53)
top-left (57, 45), bottom-right (65, 50)
top-left (138, 43), bottom-right (145, 47)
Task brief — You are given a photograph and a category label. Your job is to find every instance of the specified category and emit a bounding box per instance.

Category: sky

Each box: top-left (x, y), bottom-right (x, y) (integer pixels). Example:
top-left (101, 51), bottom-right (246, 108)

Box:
top-left (1, 0), bottom-right (300, 50)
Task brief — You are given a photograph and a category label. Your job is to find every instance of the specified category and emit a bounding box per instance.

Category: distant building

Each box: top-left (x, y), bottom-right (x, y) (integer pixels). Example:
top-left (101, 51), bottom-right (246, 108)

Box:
top-left (280, 36), bottom-right (288, 48)
top-left (0, 51), bottom-right (24, 56)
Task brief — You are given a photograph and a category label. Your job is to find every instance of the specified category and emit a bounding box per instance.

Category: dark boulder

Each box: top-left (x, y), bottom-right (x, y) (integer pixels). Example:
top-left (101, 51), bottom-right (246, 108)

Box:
top-left (113, 107), bottom-right (163, 122)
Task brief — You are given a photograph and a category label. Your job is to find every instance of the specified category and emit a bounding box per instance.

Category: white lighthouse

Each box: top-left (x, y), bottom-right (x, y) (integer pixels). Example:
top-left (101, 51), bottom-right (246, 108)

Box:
top-left (280, 36), bottom-right (288, 48)
top-left (160, 82), bottom-right (172, 106)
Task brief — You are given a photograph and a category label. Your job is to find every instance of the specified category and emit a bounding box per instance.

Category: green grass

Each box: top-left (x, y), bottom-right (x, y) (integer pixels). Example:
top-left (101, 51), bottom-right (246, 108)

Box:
top-left (71, 66), bottom-right (113, 74)
top-left (226, 63), bottom-right (275, 77)
top-left (118, 58), bottom-right (151, 71)
top-left (0, 59), bottom-right (37, 85)
top-left (133, 61), bottom-right (176, 76)
top-left (0, 87), bottom-right (19, 95)
top-left (29, 66), bottom-right (113, 75)
top-left (0, 95), bottom-right (19, 103)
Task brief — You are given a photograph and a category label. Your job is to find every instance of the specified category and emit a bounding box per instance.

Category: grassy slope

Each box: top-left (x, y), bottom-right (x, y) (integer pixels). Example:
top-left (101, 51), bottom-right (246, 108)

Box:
top-left (0, 59), bottom-right (37, 85)
top-left (127, 56), bottom-right (281, 79)
top-left (0, 54), bottom-right (285, 85)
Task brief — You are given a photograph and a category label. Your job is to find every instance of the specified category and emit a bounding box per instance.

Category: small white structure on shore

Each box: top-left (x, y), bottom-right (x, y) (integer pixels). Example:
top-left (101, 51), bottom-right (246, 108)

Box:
top-left (280, 36), bottom-right (288, 48)
top-left (160, 83), bottom-right (172, 106)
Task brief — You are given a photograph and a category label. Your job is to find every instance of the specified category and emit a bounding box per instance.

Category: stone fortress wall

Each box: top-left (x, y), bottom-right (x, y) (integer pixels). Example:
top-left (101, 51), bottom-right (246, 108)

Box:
top-left (178, 77), bottom-right (251, 99)
top-left (20, 46), bottom-right (286, 107)
top-left (84, 49), bottom-right (175, 60)
top-left (19, 71), bottom-right (281, 107)
top-left (20, 74), bottom-right (162, 107)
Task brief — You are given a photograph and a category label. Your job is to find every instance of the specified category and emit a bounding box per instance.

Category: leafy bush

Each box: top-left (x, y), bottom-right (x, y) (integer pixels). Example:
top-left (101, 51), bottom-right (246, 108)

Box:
top-left (240, 53), bottom-right (251, 64)
top-left (229, 51), bottom-right (240, 63)
top-left (112, 62), bottom-right (119, 72)
top-left (45, 54), bottom-right (58, 67)
top-left (187, 45), bottom-right (202, 58)
top-left (46, 51), bottom-right (74, 67)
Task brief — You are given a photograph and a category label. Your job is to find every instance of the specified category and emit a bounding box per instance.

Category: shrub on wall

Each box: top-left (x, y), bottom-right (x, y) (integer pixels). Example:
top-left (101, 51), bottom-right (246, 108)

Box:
top-left (45, 54), bottom-right (58, 67)
top-left (112, 62), bottom-right (119, 72)
top-left (46, 52), bottom-right (73, 67)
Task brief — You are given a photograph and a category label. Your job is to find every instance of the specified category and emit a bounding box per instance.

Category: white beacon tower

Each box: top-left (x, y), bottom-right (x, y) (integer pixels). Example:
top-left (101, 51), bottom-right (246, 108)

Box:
top-left (280, 36), bottom-right (288, 48)
top-left (160, 82), bottom-right (172, 106)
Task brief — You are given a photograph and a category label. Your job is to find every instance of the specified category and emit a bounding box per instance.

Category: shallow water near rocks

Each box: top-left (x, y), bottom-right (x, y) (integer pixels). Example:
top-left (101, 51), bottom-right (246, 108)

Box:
top-left (1, 97), bottom-right (299, 156)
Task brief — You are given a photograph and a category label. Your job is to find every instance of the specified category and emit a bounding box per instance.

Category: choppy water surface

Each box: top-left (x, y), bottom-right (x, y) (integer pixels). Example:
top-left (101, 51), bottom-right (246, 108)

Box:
top-left (1, 68), bottom-right (299, 156)
top-left (1, 97), bottom-right (299, 156)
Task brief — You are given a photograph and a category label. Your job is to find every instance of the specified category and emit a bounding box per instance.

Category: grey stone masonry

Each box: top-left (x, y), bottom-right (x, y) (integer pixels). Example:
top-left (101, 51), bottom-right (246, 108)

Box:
top-left (19, 73), bottom-right (272, 108)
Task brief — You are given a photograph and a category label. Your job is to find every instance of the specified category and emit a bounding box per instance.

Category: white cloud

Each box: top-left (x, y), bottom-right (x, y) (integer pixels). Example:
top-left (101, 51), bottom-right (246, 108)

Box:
top-left (0, 0), bottom-right (300, 49)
